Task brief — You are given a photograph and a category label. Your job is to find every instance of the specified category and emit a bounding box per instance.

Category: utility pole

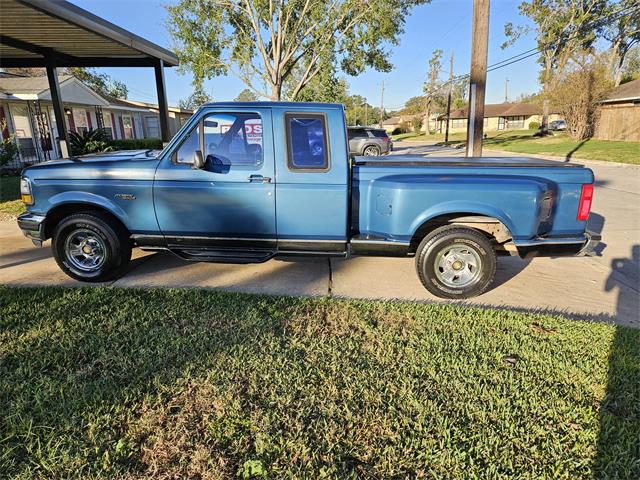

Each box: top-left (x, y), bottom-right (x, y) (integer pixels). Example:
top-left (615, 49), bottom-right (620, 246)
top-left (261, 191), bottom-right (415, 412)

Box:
top-left (466, 0), bottom-right (490, 157)
top-left (504, 78), bottom-right (509, 102)
top-left (444, 50), bottom-right (454, 143)
top-left (379, 81), bottom-right (385, 128)
top-left (365, 102), bottom-right (369, 126)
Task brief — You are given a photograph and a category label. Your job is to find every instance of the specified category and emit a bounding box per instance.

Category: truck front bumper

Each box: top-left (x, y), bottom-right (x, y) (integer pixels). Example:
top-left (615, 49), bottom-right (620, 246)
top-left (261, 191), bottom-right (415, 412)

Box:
top-left (515, 231), bottom-right (602, 258)
top-left (17, 212), bottom-right (46, 246)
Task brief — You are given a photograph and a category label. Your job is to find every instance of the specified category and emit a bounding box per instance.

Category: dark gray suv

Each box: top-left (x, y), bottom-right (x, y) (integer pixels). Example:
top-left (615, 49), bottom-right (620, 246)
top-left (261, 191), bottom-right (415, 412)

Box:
top-left (347, 127), bottom-right (392, 156)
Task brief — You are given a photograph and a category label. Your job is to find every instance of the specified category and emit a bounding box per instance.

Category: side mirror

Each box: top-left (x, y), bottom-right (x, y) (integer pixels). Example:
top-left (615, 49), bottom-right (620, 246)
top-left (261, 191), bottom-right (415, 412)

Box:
top-left (192, 149), bottom-right (205, 169)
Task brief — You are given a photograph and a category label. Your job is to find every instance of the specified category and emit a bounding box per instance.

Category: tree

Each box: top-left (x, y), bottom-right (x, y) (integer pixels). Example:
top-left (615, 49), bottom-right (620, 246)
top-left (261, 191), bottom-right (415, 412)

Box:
top-left (285, 52), bottom-right (349, 103)
top-left (422, 49), bottom-right (444, 134)
top-left (166, 0), bottom-right (430, 101)
top-left (178, 86), bottom-right (212, 110)
top-left (68, 67), bottom-right (128, 98)
top-left (545, 52), bottom-right (612, 140)
top-left (503, 0), bottom-right (607, 127)
top-left (601, 0), bottom-right (640, 86)
top-left (619, 44), bottom-right (640, 83)
top-left (234, 88), bottom-right (258, 102)
top-left (344, 94), bottom-right (382, 126)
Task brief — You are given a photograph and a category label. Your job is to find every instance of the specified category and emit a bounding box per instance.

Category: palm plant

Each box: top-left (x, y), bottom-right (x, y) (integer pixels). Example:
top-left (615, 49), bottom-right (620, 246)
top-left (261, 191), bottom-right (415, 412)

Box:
top-left (68, 128), bottom-right (113, 156)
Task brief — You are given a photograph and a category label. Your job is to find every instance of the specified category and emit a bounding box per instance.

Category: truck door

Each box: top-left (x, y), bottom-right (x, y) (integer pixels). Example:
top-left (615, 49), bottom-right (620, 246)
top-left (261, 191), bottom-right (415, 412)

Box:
top-left (153, 107), bottom-right (277, 253)
top-left (272, 106), bottom-right (349, 253)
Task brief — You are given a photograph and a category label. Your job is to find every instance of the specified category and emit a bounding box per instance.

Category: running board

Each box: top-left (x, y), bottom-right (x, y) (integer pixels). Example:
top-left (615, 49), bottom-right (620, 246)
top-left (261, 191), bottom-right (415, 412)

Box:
top-left (170, 248), bottom-right (275, 264)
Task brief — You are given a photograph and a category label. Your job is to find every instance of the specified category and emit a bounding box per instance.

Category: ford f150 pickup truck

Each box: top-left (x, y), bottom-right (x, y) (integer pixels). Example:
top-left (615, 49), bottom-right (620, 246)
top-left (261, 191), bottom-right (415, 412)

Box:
top-left (17, 102), bottom-right (599, 298)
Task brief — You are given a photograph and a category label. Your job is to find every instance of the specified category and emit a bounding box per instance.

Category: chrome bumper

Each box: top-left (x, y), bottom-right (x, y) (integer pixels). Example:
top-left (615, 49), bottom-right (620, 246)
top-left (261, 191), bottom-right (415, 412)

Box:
top-left (17, 212), bottom-right (46, 246)
top-left (578, 231), bottom-right (602, 257)
top-left (515, 231), bottom-right (603, 258)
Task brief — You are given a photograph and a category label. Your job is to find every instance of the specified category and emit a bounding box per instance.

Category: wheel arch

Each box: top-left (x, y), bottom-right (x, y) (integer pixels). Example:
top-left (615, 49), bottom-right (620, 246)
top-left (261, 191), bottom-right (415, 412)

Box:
top-left (44, 202), bottom-right (130, 240)
top-left (409, 212), bottom-right (513, 253)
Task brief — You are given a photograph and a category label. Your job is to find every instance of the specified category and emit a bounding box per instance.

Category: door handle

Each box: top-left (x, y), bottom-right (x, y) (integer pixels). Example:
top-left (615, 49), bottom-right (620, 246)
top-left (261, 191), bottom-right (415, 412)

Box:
top-left (248, 175), bottom-right (271, 183)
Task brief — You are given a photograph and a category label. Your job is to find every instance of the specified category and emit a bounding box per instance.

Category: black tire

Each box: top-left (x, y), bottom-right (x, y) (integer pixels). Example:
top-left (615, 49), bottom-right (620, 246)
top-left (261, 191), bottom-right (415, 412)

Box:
top-left (363, 145), bottom-right (381, 156)
top-left (52, 212), bottom-right (132, 282)
top-left (415, 226), bottom-right (496, 299)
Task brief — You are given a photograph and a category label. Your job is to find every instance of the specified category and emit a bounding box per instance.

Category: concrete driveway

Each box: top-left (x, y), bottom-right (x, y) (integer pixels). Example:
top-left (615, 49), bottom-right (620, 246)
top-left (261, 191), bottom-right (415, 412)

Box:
top-left (1, 141), bottom-right (638, 327)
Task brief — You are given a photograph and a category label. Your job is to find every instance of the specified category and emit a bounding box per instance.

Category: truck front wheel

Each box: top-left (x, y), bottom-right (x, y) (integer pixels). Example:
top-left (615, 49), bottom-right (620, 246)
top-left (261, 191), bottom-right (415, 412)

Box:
top-left (52, 212), bottom-right (132, 282)
top-left (415, 226), bottom-right (496, 299)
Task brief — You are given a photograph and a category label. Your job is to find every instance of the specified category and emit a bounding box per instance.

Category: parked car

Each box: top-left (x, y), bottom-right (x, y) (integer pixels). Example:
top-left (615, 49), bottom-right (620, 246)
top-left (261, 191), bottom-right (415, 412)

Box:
top-left (348, 127), bottom-right (392, 156)
top-left (18, 102), bottom-right (599, 298)
top-left (549, 120), bottom-right (567, 131)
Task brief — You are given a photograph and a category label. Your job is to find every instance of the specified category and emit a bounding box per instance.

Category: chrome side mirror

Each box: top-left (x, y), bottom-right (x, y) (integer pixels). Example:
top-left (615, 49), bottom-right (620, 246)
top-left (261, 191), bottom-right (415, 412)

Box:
top-left (192, 149), bottom-right (205, 169)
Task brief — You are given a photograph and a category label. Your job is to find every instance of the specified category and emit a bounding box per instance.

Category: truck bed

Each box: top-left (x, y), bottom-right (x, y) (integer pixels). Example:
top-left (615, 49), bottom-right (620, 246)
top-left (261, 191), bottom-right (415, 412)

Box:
top-left (353, 155), bottom-right (585, 168)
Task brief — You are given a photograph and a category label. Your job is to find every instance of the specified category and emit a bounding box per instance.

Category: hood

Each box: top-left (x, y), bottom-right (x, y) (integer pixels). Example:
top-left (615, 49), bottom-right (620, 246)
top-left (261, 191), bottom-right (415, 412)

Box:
top-left (25, 149), bottom-right (161, 169)
top-left (22, 149), bottom-right (162, 181)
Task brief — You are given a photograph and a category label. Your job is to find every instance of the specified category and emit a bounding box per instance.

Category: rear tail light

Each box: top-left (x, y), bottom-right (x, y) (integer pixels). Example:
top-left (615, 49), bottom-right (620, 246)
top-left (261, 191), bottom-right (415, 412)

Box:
top-left (577, 184), bottom-right (594, 221)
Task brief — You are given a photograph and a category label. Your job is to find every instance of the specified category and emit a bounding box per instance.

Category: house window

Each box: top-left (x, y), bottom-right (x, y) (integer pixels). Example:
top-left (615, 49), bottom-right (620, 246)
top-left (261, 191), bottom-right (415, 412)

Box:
top-left (506, 116), bottom-right (525, 129)
top-left (452, 118), bottom-right (466, 128)
top-left (145, 116), bottom-right (160, 139)
top-left (285, 113), bottom-right (329, 170)
top-left (122, 115), bottom-right (134, 139)
top-left (102, 112), bottom-right (114, 140)
top-left (73, 109), bottom-right (88, 134)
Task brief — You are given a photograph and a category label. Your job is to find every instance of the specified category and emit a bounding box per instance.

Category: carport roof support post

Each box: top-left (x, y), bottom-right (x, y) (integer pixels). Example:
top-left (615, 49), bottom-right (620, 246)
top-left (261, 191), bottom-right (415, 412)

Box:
top-left (46, 65), bottom-right (69, 158)
top-left (154, 59), bottom-right (170, 143)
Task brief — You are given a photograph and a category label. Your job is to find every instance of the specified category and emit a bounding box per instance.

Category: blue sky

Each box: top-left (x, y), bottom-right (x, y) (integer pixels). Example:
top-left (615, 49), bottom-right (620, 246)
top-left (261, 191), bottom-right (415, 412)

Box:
top-left (69, 0), bottom-right (540, 109)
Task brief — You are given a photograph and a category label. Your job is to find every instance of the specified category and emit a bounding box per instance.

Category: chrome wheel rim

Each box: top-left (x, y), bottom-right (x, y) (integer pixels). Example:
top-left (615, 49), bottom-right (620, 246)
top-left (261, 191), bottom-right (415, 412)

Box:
top-left (64, 228), bottom-right (107, 272)
top-left (433, 243), bottom-right (482, 288)
top-left (364, 146), bottom-right (379, 156)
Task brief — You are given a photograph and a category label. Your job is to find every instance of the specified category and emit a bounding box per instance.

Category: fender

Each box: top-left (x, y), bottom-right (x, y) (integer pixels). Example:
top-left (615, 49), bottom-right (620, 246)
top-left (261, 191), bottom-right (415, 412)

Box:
top-left (46, 191), bottom-right (129, 227)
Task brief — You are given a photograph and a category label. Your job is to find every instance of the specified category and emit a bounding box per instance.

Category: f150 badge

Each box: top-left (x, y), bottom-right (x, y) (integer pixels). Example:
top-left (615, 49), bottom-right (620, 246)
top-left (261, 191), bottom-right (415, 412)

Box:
top-left (114, 193), bottom-right (136, 200)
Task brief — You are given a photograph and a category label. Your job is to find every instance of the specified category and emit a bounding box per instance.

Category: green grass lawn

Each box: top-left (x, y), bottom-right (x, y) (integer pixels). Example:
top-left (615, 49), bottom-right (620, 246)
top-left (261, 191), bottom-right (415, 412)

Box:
top-left (1, 286), bottom-right (638, 479)
top-left (397, 130), bottom-right (640, 165)
top-left (0, 175), bottom-right (24, 220)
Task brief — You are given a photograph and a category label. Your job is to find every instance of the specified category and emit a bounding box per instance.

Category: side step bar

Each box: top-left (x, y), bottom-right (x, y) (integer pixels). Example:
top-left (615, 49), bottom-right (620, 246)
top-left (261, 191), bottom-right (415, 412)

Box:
top-left (170, 248), bottom-right (275, 264)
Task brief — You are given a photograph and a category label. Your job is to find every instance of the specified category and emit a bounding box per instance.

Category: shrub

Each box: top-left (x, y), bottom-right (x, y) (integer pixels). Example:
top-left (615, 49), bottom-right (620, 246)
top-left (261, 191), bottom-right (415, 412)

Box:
top-left (68, 128), bottom-right (113, 156)
top-left (0, 120), bottom-right (19, 167)
top-left (391, 122), bottom-right (412, 135)
top-left (411, 117), bottom-right (423, 132)
top-left (109, 138), bottom-right (163, 150)
top-left (528, 121), bottom-right (540, 130)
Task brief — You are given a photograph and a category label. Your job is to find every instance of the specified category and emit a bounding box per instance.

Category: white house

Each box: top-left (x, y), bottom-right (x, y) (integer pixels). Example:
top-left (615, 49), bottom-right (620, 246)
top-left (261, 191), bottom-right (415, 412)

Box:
top-left (0, 73), bottom-right (192, 166)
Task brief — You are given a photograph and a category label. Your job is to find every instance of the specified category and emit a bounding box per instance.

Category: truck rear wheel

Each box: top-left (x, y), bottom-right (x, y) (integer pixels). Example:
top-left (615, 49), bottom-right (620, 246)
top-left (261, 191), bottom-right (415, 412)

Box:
top-left (52, 212), bottom-right (132, 282)
top-left (415, 226), bottom-right (496, 299)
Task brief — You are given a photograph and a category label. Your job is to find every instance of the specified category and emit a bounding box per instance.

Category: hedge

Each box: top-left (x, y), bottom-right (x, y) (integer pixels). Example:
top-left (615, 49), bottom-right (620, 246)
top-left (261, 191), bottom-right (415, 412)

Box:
top-left (109, 138), bottom-right (163, 150)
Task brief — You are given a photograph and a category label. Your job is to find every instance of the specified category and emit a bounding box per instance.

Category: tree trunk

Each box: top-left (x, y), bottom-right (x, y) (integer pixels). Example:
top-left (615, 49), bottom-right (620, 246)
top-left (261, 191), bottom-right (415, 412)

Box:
top-left (271, 82), bottom-right (282, 101)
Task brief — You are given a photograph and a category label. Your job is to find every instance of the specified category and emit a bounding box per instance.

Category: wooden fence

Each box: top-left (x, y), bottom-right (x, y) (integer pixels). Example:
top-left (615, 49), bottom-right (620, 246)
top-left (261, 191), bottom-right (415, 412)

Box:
top-left (595, 103), bottom-right (640, 142)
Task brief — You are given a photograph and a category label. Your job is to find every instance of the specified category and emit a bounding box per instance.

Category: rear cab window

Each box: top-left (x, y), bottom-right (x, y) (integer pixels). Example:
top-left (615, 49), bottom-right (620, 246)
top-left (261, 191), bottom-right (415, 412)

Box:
top-left (285, 113), bottom-right (329, 171)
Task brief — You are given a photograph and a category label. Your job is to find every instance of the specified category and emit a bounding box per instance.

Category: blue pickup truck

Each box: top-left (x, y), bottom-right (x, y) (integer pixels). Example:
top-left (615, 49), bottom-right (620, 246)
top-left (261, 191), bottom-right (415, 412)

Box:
top-left (17, 102), bottom-right (598, 298)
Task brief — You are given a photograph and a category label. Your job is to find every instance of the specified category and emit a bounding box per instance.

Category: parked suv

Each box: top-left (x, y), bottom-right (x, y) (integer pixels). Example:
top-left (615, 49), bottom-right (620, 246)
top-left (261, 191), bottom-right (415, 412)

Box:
top-left (348, 127), bottom-right (392, 156)
top-left (549, 120), bottom-right (567, 131)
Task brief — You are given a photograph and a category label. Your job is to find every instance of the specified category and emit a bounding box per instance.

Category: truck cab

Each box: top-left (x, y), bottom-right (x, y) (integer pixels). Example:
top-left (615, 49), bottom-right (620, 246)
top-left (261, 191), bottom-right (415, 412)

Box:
top-left (17, 102), bottom-right (598, 298)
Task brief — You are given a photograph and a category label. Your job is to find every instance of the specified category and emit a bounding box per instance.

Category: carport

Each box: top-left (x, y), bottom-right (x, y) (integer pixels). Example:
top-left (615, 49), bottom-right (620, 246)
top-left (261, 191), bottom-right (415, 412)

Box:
top-left (0, 0), bottom-right (179, 155)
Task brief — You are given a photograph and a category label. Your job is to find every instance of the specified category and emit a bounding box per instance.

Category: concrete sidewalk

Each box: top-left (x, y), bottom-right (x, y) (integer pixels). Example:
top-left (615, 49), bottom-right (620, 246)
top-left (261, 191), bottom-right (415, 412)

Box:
top-left (1, 142), bottom-right (638, 327)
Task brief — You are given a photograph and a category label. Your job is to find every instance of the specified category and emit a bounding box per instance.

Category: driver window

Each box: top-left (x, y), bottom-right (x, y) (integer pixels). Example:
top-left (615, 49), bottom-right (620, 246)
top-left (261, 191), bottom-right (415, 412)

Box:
top-left (204, 112), bottom-right (263, 168)
top-left (174, 123), bottom-right (200, 164)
